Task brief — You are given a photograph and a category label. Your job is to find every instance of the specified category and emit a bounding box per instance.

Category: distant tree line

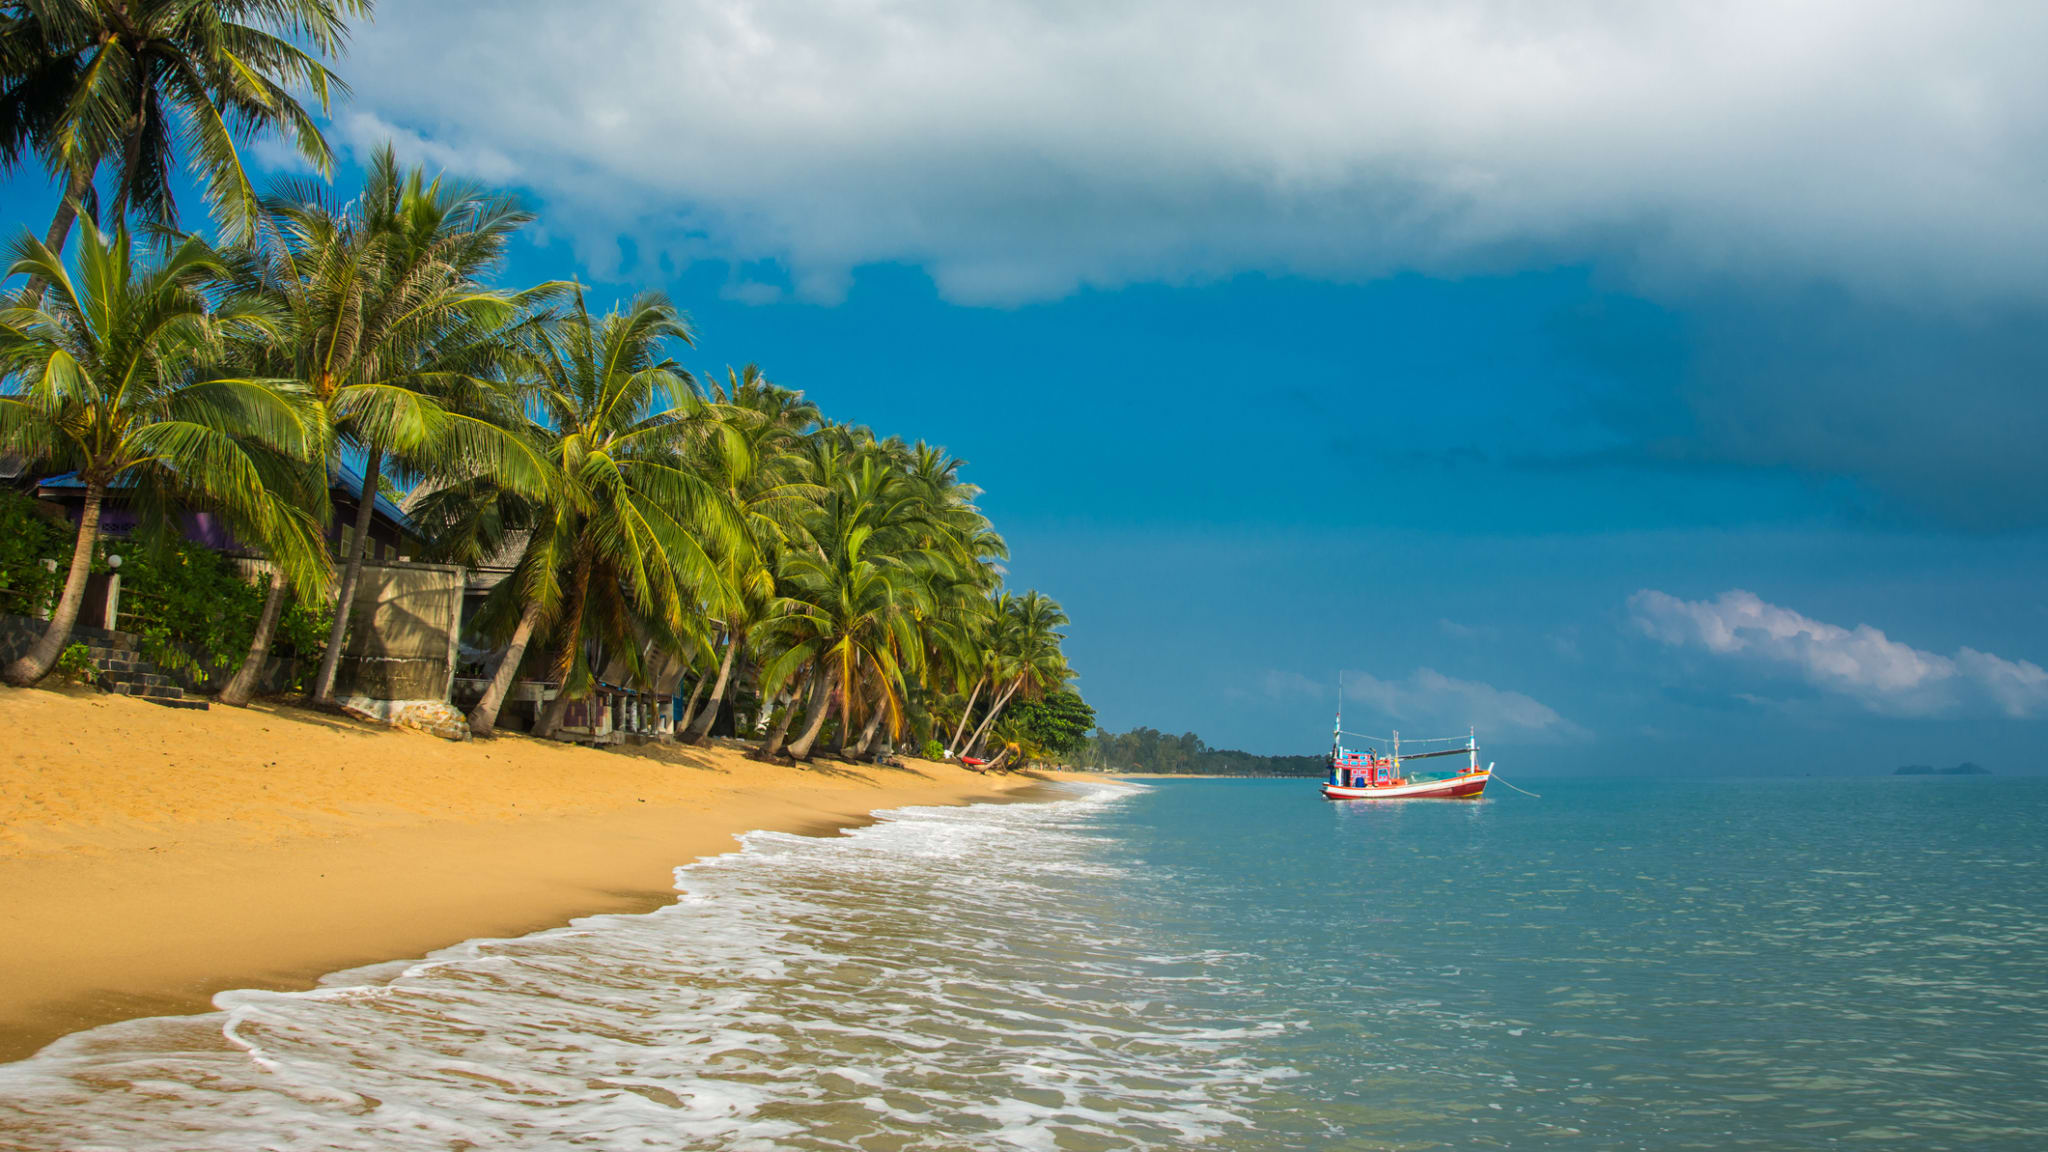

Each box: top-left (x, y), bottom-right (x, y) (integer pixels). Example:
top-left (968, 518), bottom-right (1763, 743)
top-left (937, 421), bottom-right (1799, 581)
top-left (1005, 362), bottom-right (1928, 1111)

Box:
top-left (1073, 727), bottom-right (1324, 776)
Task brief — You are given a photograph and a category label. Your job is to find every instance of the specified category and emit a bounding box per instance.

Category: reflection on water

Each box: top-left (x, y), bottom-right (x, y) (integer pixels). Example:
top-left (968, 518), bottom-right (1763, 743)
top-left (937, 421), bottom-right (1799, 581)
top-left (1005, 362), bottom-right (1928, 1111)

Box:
top-left (2, 776), bottom-right (2045, 1150)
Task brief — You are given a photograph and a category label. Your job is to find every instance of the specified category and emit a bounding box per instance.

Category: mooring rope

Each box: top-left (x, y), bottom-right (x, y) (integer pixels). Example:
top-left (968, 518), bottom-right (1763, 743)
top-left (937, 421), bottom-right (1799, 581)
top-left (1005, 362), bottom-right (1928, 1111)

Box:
top-left (1491, 774), bottom-right (1542, 799)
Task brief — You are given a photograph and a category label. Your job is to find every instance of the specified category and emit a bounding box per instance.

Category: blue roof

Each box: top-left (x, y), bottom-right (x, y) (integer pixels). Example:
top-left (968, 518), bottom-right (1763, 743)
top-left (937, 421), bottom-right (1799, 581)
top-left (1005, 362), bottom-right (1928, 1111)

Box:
top-left (37, 462), bottom-right (416, 536)
top-left (329, 459), bottom-right (416, 534)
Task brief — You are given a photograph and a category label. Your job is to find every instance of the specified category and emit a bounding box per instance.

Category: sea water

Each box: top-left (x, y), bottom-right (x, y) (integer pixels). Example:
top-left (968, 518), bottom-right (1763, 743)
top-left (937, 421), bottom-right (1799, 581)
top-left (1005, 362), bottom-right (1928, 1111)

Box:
top-left (1, 776), bottom-right (2044, 1150)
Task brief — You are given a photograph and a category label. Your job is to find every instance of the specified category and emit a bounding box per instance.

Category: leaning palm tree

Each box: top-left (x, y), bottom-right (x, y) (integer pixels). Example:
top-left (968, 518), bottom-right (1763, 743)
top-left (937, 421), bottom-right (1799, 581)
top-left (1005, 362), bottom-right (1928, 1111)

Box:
top-left (0, 220), bottom-right (322, 685)
top-left (477, 291), bottom-right (739, 740)
top-left (756, 455), bottom-right (930, 760)
top-left (960, 590), bottom-right (1070, 758)
top-left (0, 0), bottom-right (370, 261)
top-left (675, 365), bottom-right (821, 744)
top-left (244, 150), bottom-right (556, 705)
top-left (214, 443), bottom-right (333, 705)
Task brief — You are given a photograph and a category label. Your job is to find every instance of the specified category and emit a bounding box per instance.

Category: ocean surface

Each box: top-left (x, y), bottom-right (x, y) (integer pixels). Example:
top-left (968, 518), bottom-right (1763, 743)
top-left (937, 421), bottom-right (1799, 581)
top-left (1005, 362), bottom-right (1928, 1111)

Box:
top-left (2, 775), bottom-right (2044, 1150)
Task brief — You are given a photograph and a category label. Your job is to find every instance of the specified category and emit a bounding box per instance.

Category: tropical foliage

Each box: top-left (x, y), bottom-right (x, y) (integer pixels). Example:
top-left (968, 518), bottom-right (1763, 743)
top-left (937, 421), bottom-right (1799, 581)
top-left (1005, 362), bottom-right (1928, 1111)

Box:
top-left (0, 0), bottom-right (370, 256)
top-left (0, 487), bottom-right (66, 614)
top-left (0, 219), bottom-right (325, 685)
top-left (999, 690), bottom-right (1097, 762)
top-left (0, 5), bottom-right (1084, 764)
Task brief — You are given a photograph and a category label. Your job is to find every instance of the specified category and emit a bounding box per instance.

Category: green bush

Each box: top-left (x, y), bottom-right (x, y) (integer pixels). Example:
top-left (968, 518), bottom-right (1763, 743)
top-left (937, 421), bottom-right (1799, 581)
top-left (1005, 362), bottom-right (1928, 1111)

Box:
top-left (113, 540), bottom-right (264, 683)
top-left (51, 642), bottom-right (97, 686)
top-left (114, 543), bottom-right (327, 688)
top-left (271, 594), bottom-right (334, 692)
top-left (0, 490), bottom-right (69, 618)
top-left (921, 737), bottom-right (945, 761)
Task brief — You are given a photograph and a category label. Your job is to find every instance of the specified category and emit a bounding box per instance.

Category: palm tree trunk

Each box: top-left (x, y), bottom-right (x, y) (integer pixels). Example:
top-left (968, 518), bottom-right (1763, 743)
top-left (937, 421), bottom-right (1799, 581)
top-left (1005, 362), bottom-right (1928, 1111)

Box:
top-left (25, 167), bottom-right (94, 299)
top-left (533, 681), bottom-right (574, 739)
top-left (683, 632), bottom-right (738, 744)
top-left (854, 707), bottom-right (887, 760)
top-left (785, 671), bottom-right (838, 760)
top-left (219, 573), bottom-right (288, 706)
top-left (755, 675), bottom-right (809, 760)
top-left (106, 114), bottom-right (145, 226)
top-left (829, 692), bottom-right (855, 756)
top-left (966, 678), bottom-right (1022, 758)
top-left (468, 599), bottom-right (544, 736)
top-left (676, 672), bottom-right (709, 733)
top-left (313, 447), bottom-right (383, 704)
top-left (944, 674), bottom-right (986, 757)
top-left (4, 479), bottom-right (105, 685)
top-left (531, 557), bottom-right (592, 740)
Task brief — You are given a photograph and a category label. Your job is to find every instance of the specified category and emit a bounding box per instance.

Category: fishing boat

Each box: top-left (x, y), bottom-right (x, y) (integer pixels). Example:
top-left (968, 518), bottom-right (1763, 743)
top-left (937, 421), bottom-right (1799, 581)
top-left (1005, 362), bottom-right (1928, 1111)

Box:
top-left (1323, 714), bottom-right (1491, 800)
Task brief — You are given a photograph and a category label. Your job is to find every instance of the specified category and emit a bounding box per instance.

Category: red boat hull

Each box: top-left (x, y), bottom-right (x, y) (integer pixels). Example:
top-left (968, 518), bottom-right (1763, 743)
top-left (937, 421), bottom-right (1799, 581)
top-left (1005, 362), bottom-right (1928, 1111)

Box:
top-left (1322, 770), bottom-right (1489, 800)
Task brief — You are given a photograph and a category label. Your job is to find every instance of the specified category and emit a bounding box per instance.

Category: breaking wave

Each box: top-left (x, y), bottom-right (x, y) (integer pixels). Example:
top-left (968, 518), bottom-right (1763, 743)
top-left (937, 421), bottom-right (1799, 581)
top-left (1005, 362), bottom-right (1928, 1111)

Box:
top-left (0, 781), bottom-right (1293, 1151)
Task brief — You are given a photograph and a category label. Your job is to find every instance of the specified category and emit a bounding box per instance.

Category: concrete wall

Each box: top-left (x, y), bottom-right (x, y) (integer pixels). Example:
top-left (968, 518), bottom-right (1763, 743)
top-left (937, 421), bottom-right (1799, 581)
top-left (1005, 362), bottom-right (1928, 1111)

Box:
top-left (334, 561), bottom-right (464, 703)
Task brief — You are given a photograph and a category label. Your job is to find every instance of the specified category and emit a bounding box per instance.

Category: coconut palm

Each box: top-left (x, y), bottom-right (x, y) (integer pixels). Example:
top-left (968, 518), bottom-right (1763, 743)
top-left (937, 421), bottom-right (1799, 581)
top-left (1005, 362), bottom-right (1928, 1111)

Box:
top-left (0, 219), bottom-right (322, 685)
top-left (675, 364), bottom-right (820, 744)
top-left (959, 590), bottom-right (1070, 759)
top-left (0, 0), bottom-right (368, 262)
top-left (243, 150), bottom-right (555, 705)
top-left (477, 291), bottom-right (739, 740)
top-left (213, 442), bottom-right (331, 705)
top-left (757, 521), bottom-right (926, 761)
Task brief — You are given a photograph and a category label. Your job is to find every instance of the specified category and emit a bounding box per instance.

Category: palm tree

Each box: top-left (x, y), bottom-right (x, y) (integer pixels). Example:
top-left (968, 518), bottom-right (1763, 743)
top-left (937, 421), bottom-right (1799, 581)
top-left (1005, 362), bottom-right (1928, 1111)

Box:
top-left (0, 219), bottom-right (321, 684)
top-left (483, 291), bottom-right (738, 740)
top-left (752, 435), bottom-right (941, 760)
top-left (214, 442), bottom-right (331, 705)
top-left (960, 590), bottom-right (1070, 758)
top-left (676, 364), bottom-right (820, 744)
top-left (757, 530), bottom-right (925, 761)
top-left (0, 0), bottom-right (369, 262)
top-left (942, 596), bottom-right (1001, 757)
top-left (243, 150), bottom-right (555, 706)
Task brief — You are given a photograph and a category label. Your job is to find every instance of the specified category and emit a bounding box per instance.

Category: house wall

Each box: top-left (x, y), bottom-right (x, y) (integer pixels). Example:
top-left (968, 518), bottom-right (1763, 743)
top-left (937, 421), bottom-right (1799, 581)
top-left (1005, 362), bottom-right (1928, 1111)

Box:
top-left (327, 494), bottom-right (411, 562)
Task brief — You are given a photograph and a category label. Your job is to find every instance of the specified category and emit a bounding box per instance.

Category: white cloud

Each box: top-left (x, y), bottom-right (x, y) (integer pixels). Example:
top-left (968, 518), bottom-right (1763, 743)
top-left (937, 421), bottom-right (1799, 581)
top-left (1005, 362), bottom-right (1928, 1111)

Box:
top-left (331, 1), bottom-right (2048, 303)
top-left (336, 111), bottom-right (521, 186)
top-left (1629, 589), bottom-right (2048, 717)
top-left (1264, 666), bottom-right (1583, 739)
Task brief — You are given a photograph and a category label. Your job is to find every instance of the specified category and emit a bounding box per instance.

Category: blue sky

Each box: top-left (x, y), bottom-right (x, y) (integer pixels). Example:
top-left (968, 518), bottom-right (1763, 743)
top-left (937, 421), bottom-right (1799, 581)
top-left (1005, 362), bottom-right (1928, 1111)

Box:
top-left (10, 1), bottom-right (2047, 774)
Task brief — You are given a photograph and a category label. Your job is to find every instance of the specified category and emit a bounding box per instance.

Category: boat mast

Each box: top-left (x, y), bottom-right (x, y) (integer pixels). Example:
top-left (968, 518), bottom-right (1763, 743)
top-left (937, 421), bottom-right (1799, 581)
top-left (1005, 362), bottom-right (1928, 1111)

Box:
top-left (1392, 729), bottom-right (1400, 780)
top-left (1470, 726), bottom-right (1477, 774)
top-left (1331, 676), bottom-right (1343, 785)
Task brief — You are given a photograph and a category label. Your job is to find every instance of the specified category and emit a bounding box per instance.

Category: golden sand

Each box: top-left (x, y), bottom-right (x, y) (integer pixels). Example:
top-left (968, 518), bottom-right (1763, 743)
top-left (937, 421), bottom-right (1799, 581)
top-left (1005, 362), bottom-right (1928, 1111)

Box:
top-left (0, 685), bottom-right (1075, 1061)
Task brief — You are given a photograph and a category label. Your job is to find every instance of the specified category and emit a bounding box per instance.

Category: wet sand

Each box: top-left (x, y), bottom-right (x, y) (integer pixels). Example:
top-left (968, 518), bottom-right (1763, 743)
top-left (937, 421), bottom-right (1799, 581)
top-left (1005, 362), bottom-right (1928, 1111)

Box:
top-left (0, 686), bottom-right (1074, 1061)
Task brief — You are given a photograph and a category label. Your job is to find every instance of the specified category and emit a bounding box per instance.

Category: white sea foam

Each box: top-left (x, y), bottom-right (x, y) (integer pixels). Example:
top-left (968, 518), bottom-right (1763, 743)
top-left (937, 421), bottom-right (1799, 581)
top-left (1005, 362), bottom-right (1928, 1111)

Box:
top-left (0, 780), bottom-right (1286, 1150)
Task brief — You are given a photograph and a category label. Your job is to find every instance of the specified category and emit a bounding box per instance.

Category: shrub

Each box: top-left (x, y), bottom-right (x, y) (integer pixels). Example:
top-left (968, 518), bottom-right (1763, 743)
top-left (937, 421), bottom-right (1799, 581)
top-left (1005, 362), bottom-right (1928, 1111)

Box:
top-left (0, 491), bottom-right (69, 618)
top-left (921, 737), bottom-right (945, 761)
top-left (112, 540), bottom-right (265, 684)
top-left (51, 642), bottom-right (98, 686)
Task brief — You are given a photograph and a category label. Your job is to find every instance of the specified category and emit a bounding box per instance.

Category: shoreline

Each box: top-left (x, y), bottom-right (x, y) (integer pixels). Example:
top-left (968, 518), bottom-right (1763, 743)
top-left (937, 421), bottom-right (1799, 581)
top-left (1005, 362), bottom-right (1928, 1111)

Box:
top-left (0, 686), bottom-right (1080, 1062)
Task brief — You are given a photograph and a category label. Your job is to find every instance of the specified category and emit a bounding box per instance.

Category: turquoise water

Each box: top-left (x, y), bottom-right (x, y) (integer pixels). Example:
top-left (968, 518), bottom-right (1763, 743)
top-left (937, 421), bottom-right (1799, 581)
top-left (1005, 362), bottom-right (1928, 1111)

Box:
top-left (1106, 776), bottom-right (2048, 1149)
top-left (2, 776), bottom-right (2043, 1149)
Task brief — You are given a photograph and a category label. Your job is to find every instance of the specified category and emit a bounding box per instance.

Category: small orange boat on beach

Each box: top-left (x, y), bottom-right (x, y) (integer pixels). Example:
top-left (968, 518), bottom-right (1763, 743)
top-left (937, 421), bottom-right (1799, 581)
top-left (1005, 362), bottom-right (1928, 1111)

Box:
top-left (1323, 714), bottom-right (1491, 800)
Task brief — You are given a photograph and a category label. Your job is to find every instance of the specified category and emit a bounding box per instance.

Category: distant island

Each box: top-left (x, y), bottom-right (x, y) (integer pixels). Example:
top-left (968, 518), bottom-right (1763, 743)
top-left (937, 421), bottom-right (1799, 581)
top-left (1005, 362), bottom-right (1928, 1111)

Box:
top-left (1074, 727), bottom-right (1325, 776)
top-left (1894, 762), bottom-right (1992, 776)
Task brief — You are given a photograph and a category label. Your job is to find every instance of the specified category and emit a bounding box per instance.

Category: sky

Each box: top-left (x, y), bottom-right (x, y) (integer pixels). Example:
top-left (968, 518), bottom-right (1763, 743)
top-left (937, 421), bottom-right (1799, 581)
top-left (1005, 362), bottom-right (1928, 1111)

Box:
top-left (11, 0), bottom-right (2048, 774)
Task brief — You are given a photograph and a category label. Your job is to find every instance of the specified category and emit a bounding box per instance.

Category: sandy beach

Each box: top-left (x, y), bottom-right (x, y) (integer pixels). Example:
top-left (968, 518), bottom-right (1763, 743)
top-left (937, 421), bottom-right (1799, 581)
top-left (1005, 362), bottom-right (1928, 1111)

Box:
top-left (0, 686), bottom-right (1074, 1061)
